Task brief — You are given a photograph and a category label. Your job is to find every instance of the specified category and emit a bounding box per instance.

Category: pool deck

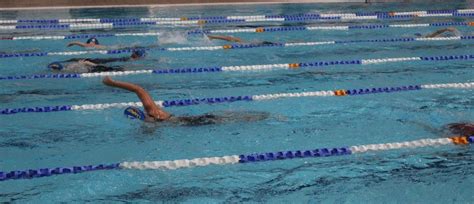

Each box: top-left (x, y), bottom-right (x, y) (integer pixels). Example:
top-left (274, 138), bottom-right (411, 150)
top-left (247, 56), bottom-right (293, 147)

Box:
top-left (0, 0), bottom-right (377, 10)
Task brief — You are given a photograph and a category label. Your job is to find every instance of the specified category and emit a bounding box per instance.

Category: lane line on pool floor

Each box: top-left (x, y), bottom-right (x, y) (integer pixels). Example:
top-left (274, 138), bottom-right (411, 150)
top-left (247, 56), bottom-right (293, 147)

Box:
top-left (0, 8), bottom-right (473, 28)
top-left (0, 36), bottom-right (472, 59)
top-left (1, 21), bottom-right (473, 40)
top-left (1, 135), bottom-right (472, 181)
top-left (1, 82), bottom-right (473, 115)
top-left (1, 53), bottom-right (473, 81)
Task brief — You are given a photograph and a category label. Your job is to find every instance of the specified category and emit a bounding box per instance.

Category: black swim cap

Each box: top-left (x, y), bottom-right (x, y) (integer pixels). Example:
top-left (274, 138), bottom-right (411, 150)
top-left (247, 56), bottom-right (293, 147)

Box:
top-left (86, 37), bottom-right (99, 45)
top-left (131, 50), bottom-right (146, 58)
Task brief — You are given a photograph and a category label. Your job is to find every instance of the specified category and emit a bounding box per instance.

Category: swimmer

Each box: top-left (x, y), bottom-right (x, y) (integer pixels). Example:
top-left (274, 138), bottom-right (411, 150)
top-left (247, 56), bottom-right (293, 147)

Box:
top-left (207, 35), bottom-right (243, 43)
top-left (445, 123), bottom-right (474, 136)
top-left (415, 27), bottom-right (461, 38)
top-left (66, 49), bottom-right (145, 64)
top-left (67, 37), bottom-right (160, 50)
top-left (48, 59), bottom-right (125, 73)
top-left (84, 49), bottom-right (146, 64)
top-left (47, 50), bottom-right (145, 73)
top-left (67, 37), bottom-right (106, 49)
top-left (206, 35), bottom-right (278, 46)
top-left (405, 119), bottom-right (474, 138)
top-left (102, 76), bottom-right (269, 125)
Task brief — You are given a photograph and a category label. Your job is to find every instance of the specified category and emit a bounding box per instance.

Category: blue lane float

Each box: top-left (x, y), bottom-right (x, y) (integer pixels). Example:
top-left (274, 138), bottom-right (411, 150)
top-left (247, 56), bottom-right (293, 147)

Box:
top-left (238, 147), bottom-right (352, 163)
top-left (0, 163), bottom-right (120, 181)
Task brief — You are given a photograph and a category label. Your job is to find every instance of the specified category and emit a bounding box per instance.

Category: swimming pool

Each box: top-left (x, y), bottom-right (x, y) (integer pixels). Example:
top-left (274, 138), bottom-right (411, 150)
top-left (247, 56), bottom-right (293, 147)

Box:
top-left (1, 1), bottom-right (473, 202)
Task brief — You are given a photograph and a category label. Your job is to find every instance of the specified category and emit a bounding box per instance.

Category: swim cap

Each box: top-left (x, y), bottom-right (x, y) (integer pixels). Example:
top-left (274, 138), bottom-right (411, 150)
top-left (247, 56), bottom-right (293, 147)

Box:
top-left (48, 62), bottom-right (64, 70)
top-left (261, 41), bottom-right (275, 45)
top-left (86, 37), bottom-right (99, 45)
top-left (124, 106), bottom-right (146, 121)
top-left (414, 33), bottom-right (423, 37)
top-left (131, 50), bottom-right (146, 58)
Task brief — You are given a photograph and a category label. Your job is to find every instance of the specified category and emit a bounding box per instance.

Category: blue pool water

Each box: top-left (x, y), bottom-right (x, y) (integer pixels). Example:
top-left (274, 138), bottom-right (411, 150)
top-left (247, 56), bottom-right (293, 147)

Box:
top-left (1, 1), bottom-right (474, 202)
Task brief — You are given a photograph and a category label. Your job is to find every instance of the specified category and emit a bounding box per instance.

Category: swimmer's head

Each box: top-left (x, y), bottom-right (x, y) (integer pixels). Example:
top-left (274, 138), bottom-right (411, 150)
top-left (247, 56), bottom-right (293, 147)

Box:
top-left (124, 106), bottom-right (146, 121)
top-left (261, 41), bottom-right (275, 45)
top-left (86, 37), bottom-right (99, 45)
top-left (414, 33), bottom-right (423, 37)
top-left (131, 50), bottom-right (146, 59)
top-left (48, 62), bottom-right (64, 70)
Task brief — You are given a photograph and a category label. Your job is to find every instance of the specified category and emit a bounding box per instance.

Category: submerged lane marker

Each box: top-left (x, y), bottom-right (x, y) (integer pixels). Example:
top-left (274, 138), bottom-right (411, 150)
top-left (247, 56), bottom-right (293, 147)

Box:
top-left (0, 82), bottom-right (473, 115)
top-left (1, 136), bottom-right (472, 181)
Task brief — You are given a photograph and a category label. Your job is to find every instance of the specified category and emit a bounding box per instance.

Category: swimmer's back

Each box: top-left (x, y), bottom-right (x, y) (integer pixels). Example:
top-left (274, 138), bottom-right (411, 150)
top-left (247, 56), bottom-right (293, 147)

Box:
top-left (167, 111), bottom-right (269, 126)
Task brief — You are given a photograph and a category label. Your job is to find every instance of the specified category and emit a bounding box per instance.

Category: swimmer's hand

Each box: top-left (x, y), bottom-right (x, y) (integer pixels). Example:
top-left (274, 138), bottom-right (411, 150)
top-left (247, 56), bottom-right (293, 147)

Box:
top-left (103, 76), bottom-right (114, 86)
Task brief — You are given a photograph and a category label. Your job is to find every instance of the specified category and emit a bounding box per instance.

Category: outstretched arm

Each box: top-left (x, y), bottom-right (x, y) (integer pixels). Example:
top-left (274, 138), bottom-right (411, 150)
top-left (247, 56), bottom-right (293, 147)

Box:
top-left (102, 76), bottom-right (171, 120)
top-left (67, 42), bottom-right (87, 47)
top-left (207, 35), bottom-right (243, 43)
top-left (426, 27), bottom-right (459, 38)
top-left (67, 42), bottom-right (106, 49)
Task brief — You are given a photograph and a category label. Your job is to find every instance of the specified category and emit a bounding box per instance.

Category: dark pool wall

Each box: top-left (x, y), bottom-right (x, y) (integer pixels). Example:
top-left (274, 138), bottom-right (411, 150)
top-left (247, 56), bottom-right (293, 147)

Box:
top-left (2, 0), bottom-right (366, 9)
top-left (0, 0), bottom-right (472, 9)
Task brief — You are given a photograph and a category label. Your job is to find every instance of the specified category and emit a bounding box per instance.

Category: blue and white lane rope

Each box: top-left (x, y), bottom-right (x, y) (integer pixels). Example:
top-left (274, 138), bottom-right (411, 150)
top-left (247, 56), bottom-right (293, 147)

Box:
top-left (2, 21), bottom-right (473, 40)
top-left (1, 136), bottom-right (473, 181)
top-left (0, 8), bottom-right (473, 26)
top-left (1, 82), bottom-right (473, 115)
top-left (1, 54), bottom-right (474, 81)
top-left (0, 22), bottom-right (474, 34)
top-left (0, 36), bottom-right (472, 59)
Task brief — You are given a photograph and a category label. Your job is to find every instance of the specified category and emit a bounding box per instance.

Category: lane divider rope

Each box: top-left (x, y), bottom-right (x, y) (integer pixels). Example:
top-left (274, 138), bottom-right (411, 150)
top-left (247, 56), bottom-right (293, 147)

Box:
top-left (2, 21), bottom-right (473, 40)
top-left (0, 82), bottom-right (473, 115)
top-left (0, 36), bottom-right (472, 59)
top-left (1, 136), bottom-right (472, 181)
top-left (0, 8), bottom-right (473, 26)
top-left (1, 54), bottom-right (473, 81)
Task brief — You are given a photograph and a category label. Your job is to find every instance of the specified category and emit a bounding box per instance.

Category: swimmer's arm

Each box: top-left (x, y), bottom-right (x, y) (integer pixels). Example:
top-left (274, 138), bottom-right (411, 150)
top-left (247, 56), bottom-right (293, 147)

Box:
top-left (92, 44), bottom-right (106, 49)
top-left (425, 27), bottom-right (458, 38)
top-left (102, 76), bottom-right (171, 120)
top-left (67, 42), bottom-right (88, 47)
top-left (67, 42), bottom-right (106, 49)
top-left (207, 35), bottom-right (243, 43)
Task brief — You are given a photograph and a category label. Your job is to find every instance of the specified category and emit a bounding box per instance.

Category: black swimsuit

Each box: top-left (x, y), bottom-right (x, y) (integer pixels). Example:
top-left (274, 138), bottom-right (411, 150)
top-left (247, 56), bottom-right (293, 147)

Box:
top-left (174, 114), bottom-right (220, 126)
top-left (87, 57), bottom-right (129, 64)
top-left (90, 65), bottom-right (125, 73)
